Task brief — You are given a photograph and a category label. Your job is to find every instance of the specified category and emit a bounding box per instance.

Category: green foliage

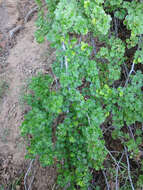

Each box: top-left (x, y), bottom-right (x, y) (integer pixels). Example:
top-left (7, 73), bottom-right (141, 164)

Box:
top-left (123, 1), bottom-right (143, 48)
top-left (84, 1), bottom-right (111, 35)
top-left (123, 1), bottom-right (143, 37)
top-left (96, 36), bottom-right (126, 84)
top-left (20, 0), bottom-right (143, 189)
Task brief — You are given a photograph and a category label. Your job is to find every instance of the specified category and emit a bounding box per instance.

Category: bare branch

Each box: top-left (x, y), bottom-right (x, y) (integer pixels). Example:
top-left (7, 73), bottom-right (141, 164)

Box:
top-left (127, 125), bottom-right (135, 141)
top-left (9, 3), bottom-right (47, 40)
top-left (91, 34), bottom-right (96, 55)
top-left (102, 170), bottom-right (110, 190)
top-left (24, 2), bottom-right (48, 24)
top-left (27, 168), bottom-right (36, 190)
top-left (103, 126), bottom-right (115, 134)
top-left (24, 159), bottom-right (35, 190)
top-left (24, 6), bottom-right (38, 24)
top-left (124, 62), bottom-right (135, 86)
top-left (105, 147), bottom-right (120, 168)
top-left (122, 62), bottom-right (129, 79)
top-left (115, 165), bottom-right (119, 190)
top-left (125, 35), bottom-right (142, 87)
top-left (9, 25), bottom-right (24, 40)
top-left (114, 16), bottom-right (118, 38)
top-left (62, 42), bottom-right (68, 74)
top-left (115, 152), bottom-right (124, 190)
top-left (87, 114), bottom-right (91, 126)
top-left (124, 146), bottom-right (135, 190)
top-left (52, 184), bottom-right (56, 190)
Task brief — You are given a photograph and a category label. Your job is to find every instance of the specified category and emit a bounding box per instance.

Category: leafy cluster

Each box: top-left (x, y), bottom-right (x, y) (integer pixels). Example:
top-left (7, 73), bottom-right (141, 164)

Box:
top-left (21, 0), bottom-right (143, 189)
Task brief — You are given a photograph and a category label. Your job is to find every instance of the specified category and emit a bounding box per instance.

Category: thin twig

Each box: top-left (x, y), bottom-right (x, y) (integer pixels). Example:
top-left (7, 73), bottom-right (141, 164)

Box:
top-left (24, 2), bottom-right (47, 24)
top-left (102, 170), bottom-right (110, 190)
top-left (24, 159), bottom-right (35, 190)
top-left (127, 125), bottom-right (135, 141)
top-left (9, 3), bottom-right (47, 40)
top-left (114, 16), bottom-right (118, 38)
top-left (123, 62), bottom-right (129, 79)
top-left (87, 114), bottom-right (91, 126)
top-left (24, 6), bottom-right (38, 24)
top-left (91, 34), bottom-right (96, 55)
top-left (122, 176), bottom-right (130, 189)
top-left (28, 179), bottom-right (34, 190)
top-left (52, 184), bottom-right (56, 190)
top-left (115, 165), bottom-right (119, 190)
top-left (115, 152), bottom-right (124, 190)
top-left (27, 167), bottom-right (36, 190)
top-left (103, 126), bottom-right (115, 134)
top-left (124, 146), bottom-right (135, 190)
top-left (105, 147), bottom-right (120, 168)
top-left (9, 25), bottom-right (24, 40)
top-left (62, 42), bottom-right (68, 74)
top-left (110, 151), bottom-right (121, 153)
top-left (124, 62), bottom-right (135, 86)
top-left (125, 35), bottom-right (142, 86)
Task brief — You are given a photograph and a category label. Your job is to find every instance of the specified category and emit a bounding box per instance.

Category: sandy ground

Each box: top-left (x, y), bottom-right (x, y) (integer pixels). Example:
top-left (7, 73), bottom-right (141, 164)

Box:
top-left (0, 0), bottom-right (56, 189)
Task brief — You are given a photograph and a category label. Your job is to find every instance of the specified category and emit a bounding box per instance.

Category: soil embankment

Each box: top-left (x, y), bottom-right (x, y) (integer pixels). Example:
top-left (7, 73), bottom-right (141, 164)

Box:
top-left (0, 0), bottom-right (56, 189)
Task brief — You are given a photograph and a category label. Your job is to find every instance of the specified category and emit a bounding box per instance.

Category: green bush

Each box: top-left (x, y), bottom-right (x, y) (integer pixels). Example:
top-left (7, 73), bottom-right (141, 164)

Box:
top-left (21, 0), bottom-right (143, 189)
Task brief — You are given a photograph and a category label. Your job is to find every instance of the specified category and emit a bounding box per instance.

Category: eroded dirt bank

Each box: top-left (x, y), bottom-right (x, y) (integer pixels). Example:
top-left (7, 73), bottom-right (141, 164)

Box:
top-left (0, 0), bottom-right (56, 189)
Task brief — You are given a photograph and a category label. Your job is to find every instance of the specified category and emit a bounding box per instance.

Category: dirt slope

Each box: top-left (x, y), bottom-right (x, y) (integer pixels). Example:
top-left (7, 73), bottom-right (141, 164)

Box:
top-left (0, 0), bottom-right (56, 189)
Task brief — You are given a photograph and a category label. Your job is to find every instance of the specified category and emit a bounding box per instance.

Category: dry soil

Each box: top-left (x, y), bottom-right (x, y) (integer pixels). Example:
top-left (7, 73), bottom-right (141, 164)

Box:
top-left (0, 0), bottom-right (56, 189)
